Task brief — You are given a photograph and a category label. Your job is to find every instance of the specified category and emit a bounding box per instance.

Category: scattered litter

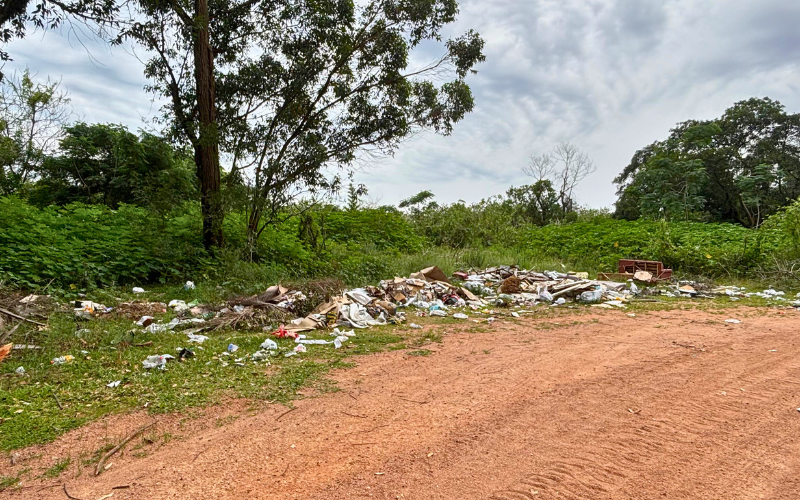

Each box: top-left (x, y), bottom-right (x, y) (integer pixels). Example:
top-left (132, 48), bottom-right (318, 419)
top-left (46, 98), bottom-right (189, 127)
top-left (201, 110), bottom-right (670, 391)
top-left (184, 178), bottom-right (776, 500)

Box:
top-left (511, 312), bottom-right (520, 318)
top-left (184, 281), bottom-right (196, 290)
top-left (51, 355), bottom-right (74, 366)
top-left (142, 354), bottom-right (175, 370)
top-left (74, 300), bottom-right (112, 318)
top-left (430, 309), bottom-right (447, 317)
top-left (227, 343), bottom-right (239, 353)
top-left (252, 350), bottom-right (273, 361)
top-left (410, 323), bottom-right (423, 329)
top-left (177, 348), bottom-right (195, 360)
top-left (106, 380), bottom-right (121, 388)
top-left (294, 344), bottom-right (307, 354)
top-left (453, 313), bottom-right (468, 320)
top-left (15, 366), bottom-right (25, 376)
top-left (12, 344), bottom-right (40, 350)
top-left (136, 316), bottom-right (154, 327)
top-left (260, 338), bottom-right (279, 350)
top-left (168, 300), bottom-right (189, 314)
top-left (272, 326), bottom-right (298, 339)
top-left (0, 343), bottom-right (10, 363)
top-left (725, 319), bottom-right (741, 324)
top-left (132, 287), bottom-right (146, 294)
top-left (295, 339), bottom-right (331, 345)
top-left (333, 328), bottom-right (356, 337)
top-left (187, 334), bottom-right (209, 344)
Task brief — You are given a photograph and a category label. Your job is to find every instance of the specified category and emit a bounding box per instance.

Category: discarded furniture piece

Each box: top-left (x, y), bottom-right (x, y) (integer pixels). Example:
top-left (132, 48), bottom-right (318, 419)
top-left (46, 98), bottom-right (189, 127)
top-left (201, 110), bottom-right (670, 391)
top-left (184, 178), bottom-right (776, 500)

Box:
top-left (618, 260), bottom-right (672, 280)
top-left (597, 260), bottom-right (672, 283)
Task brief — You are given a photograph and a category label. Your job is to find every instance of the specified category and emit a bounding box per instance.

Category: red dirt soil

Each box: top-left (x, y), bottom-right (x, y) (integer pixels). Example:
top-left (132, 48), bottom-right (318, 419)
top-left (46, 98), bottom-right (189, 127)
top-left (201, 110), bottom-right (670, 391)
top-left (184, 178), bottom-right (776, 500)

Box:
top-left (4, 307), bottom-right (800, 499)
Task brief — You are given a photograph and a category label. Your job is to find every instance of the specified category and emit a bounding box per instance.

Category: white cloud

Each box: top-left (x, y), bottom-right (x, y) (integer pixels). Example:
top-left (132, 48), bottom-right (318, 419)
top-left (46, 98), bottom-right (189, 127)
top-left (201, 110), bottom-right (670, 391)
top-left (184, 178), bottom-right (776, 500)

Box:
top-left (5, 0), bottom-right (800, 208)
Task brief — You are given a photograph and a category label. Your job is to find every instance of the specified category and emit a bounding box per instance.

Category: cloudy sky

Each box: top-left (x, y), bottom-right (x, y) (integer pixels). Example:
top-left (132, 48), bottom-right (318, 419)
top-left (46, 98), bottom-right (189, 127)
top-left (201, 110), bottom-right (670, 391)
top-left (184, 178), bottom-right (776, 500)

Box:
top-left (5, 0), bottom-right (800, 208)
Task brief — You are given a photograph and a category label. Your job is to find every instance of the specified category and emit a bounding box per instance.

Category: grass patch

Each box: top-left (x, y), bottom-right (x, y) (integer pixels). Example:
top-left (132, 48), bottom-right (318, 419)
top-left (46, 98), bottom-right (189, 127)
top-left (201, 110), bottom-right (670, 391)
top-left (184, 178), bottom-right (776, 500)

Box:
top-left (0, 284), bottom-right (794, 453)
top-left (0, 308), bottom-right (412, 451)
top-left (407, 350), bottom-right (432, 357)
top-left (0, 471), bottom-right (24, 492)
top-left (42, 457), bottom-right (70, 478)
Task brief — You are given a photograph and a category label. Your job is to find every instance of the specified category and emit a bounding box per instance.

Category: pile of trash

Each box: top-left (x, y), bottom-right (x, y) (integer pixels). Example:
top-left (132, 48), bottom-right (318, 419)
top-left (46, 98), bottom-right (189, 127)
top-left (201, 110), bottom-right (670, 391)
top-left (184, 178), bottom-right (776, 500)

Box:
top-left (11, 262), bottom-right (800, 375)
top-left (112, 265), bottom-right (642, 370)
top-left (213, 265), bottom-right (639, 339)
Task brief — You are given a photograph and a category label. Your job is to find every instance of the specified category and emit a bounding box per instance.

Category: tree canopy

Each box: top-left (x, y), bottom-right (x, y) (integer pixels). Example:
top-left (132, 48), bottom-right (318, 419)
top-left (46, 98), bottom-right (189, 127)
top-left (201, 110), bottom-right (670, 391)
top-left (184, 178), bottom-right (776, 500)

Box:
top-left (117, 0), bottom-right (484, 251)
top-left (28, 122), bottom-right (197, 210)
top-left (614, 97), bottom-right (800, 226)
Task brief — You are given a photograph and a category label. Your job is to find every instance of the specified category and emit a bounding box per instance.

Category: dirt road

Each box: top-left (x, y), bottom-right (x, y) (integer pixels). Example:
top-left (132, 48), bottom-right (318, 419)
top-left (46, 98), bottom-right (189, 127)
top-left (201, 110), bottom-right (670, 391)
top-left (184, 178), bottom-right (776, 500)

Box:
top-left (6, 307), bottom-right (800, 499)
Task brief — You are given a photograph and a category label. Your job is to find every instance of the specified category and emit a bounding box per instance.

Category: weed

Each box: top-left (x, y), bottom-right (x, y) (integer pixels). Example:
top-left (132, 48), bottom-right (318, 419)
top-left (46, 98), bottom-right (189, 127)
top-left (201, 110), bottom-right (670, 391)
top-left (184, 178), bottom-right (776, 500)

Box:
top-left (42, 457), bottom-right (70, 478)
top-left (0, 468), bottom-right (28, 492)
top-left (407, 350), bottom-right (432, 357)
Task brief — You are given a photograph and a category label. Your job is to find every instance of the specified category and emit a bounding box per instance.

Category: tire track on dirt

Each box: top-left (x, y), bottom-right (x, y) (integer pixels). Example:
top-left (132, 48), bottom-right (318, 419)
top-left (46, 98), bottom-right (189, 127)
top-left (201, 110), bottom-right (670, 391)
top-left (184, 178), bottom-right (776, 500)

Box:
top-left (490, 329), bottom-right (800, 500)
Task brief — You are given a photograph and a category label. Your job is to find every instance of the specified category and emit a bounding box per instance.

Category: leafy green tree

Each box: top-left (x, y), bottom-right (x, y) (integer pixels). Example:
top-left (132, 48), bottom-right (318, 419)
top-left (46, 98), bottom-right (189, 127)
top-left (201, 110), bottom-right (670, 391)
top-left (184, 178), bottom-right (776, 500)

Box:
top-left (0, 0), bottom-right (117, 65)
top-left (614, 97), bottom-right (800, 226)
top-left (28, 123), bottom-right (197, 210)
top-left (117, 0), bottom-right (484, 251)
top-left (399, 190), bottom-right (436, 210)
top-left (0, 69), bottom-right (71, 194)
top-left (504, 181), bottom-right (563, 226)
top-left (346, 182), bottom-right (367, 212)
top-left (634, 155), bottom-right (707, 221)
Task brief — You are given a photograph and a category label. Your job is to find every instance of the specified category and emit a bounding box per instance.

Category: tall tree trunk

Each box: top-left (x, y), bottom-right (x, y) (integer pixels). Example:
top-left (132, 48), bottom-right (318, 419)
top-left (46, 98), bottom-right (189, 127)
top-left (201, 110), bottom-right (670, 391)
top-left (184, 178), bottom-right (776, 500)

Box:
top-left (194, 0), bottom-right (223, 250)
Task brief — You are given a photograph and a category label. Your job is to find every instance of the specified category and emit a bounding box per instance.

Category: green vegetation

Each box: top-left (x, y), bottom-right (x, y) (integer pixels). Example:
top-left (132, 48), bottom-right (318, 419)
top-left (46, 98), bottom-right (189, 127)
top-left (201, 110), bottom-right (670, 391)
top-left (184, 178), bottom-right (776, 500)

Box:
top-left (0, 306), bottom-right (451, 451)
top-left (42, 457), bottom-right (70, 478)
top-left (3, 194), bottom-right (800, 292)
top-left (3, 1), bottom-right (800, 465)
top-left (614, 98), bottom-right (800, 227)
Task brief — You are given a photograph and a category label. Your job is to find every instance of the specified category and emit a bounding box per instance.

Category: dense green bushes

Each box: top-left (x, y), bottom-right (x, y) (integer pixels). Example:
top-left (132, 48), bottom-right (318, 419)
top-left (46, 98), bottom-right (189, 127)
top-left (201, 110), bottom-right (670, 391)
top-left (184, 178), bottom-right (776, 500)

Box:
top-left (519, 219), bottom-right (781, 276)
top-left (0, 197), bottom-right (208, 289)
top-left (1, 195), bottom-right (798, 291)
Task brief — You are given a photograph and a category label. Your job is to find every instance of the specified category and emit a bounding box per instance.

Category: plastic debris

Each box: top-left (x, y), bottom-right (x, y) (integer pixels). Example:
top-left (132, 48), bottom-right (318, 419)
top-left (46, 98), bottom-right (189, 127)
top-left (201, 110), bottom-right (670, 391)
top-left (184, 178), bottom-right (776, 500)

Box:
top-left (410, 323), bottom-right (423, 329)
top-left (538, 291), bottom-right (554, 303)
top-left (333, 328), bottom-right (356, 337)
top-left (132, 287), bottom-right (146, 294)
top-left (15, 366), bottom-right (25, 376)
top-left (430, 310), bottom-right (447, 317)
top-left (294, 344), bottom-right (307, 354)
top-left (145, 323), bottom-right (167, 333)
top-left (511, 312), bottom-right (520, 318)
top-left (136, 316), bottom-right (154, 327)
top-left (0, 343), bottom-right (11, 363)
top-left (51, 355), bottom-right (74, 366)
top-left (178, 348), bottom-right (195, 360)
top-left (142, 354), bottom-right (175, 370)
top-left (74, 301), bottom-right (112, 318)
top-left (227, 343), bottom-right (239, 353)
top-left (272, 326), bottom-right (298, 339)
top-left (453, 313), bottom-right (469, 320)
top-left (555, 298), bottom-right (566, 306)
top-left (252, 350), bottom-right (273, 361)
top-left (578, 290), bottom-right (603, 304)
top-left (184, 281), bottom-right (196, 290)
top-left (295, 339), bottom-right (331, 345)
top-left (725, 319), bottom-right (741, 324)
top-left (168, 300), bottom-right (189, 314)
top-left (260, 338), bottom-right (279, 350)
top-left (187, 334), bottom-right (209, 343)
top-left (106, 380), bottom-right (121, 388)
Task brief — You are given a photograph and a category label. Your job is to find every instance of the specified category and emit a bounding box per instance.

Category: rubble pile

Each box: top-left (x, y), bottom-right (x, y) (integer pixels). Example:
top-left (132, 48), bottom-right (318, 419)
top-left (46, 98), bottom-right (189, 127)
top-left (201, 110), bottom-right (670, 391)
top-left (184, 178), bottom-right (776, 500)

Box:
top-left (7, 260), bottom-right (799, 375)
